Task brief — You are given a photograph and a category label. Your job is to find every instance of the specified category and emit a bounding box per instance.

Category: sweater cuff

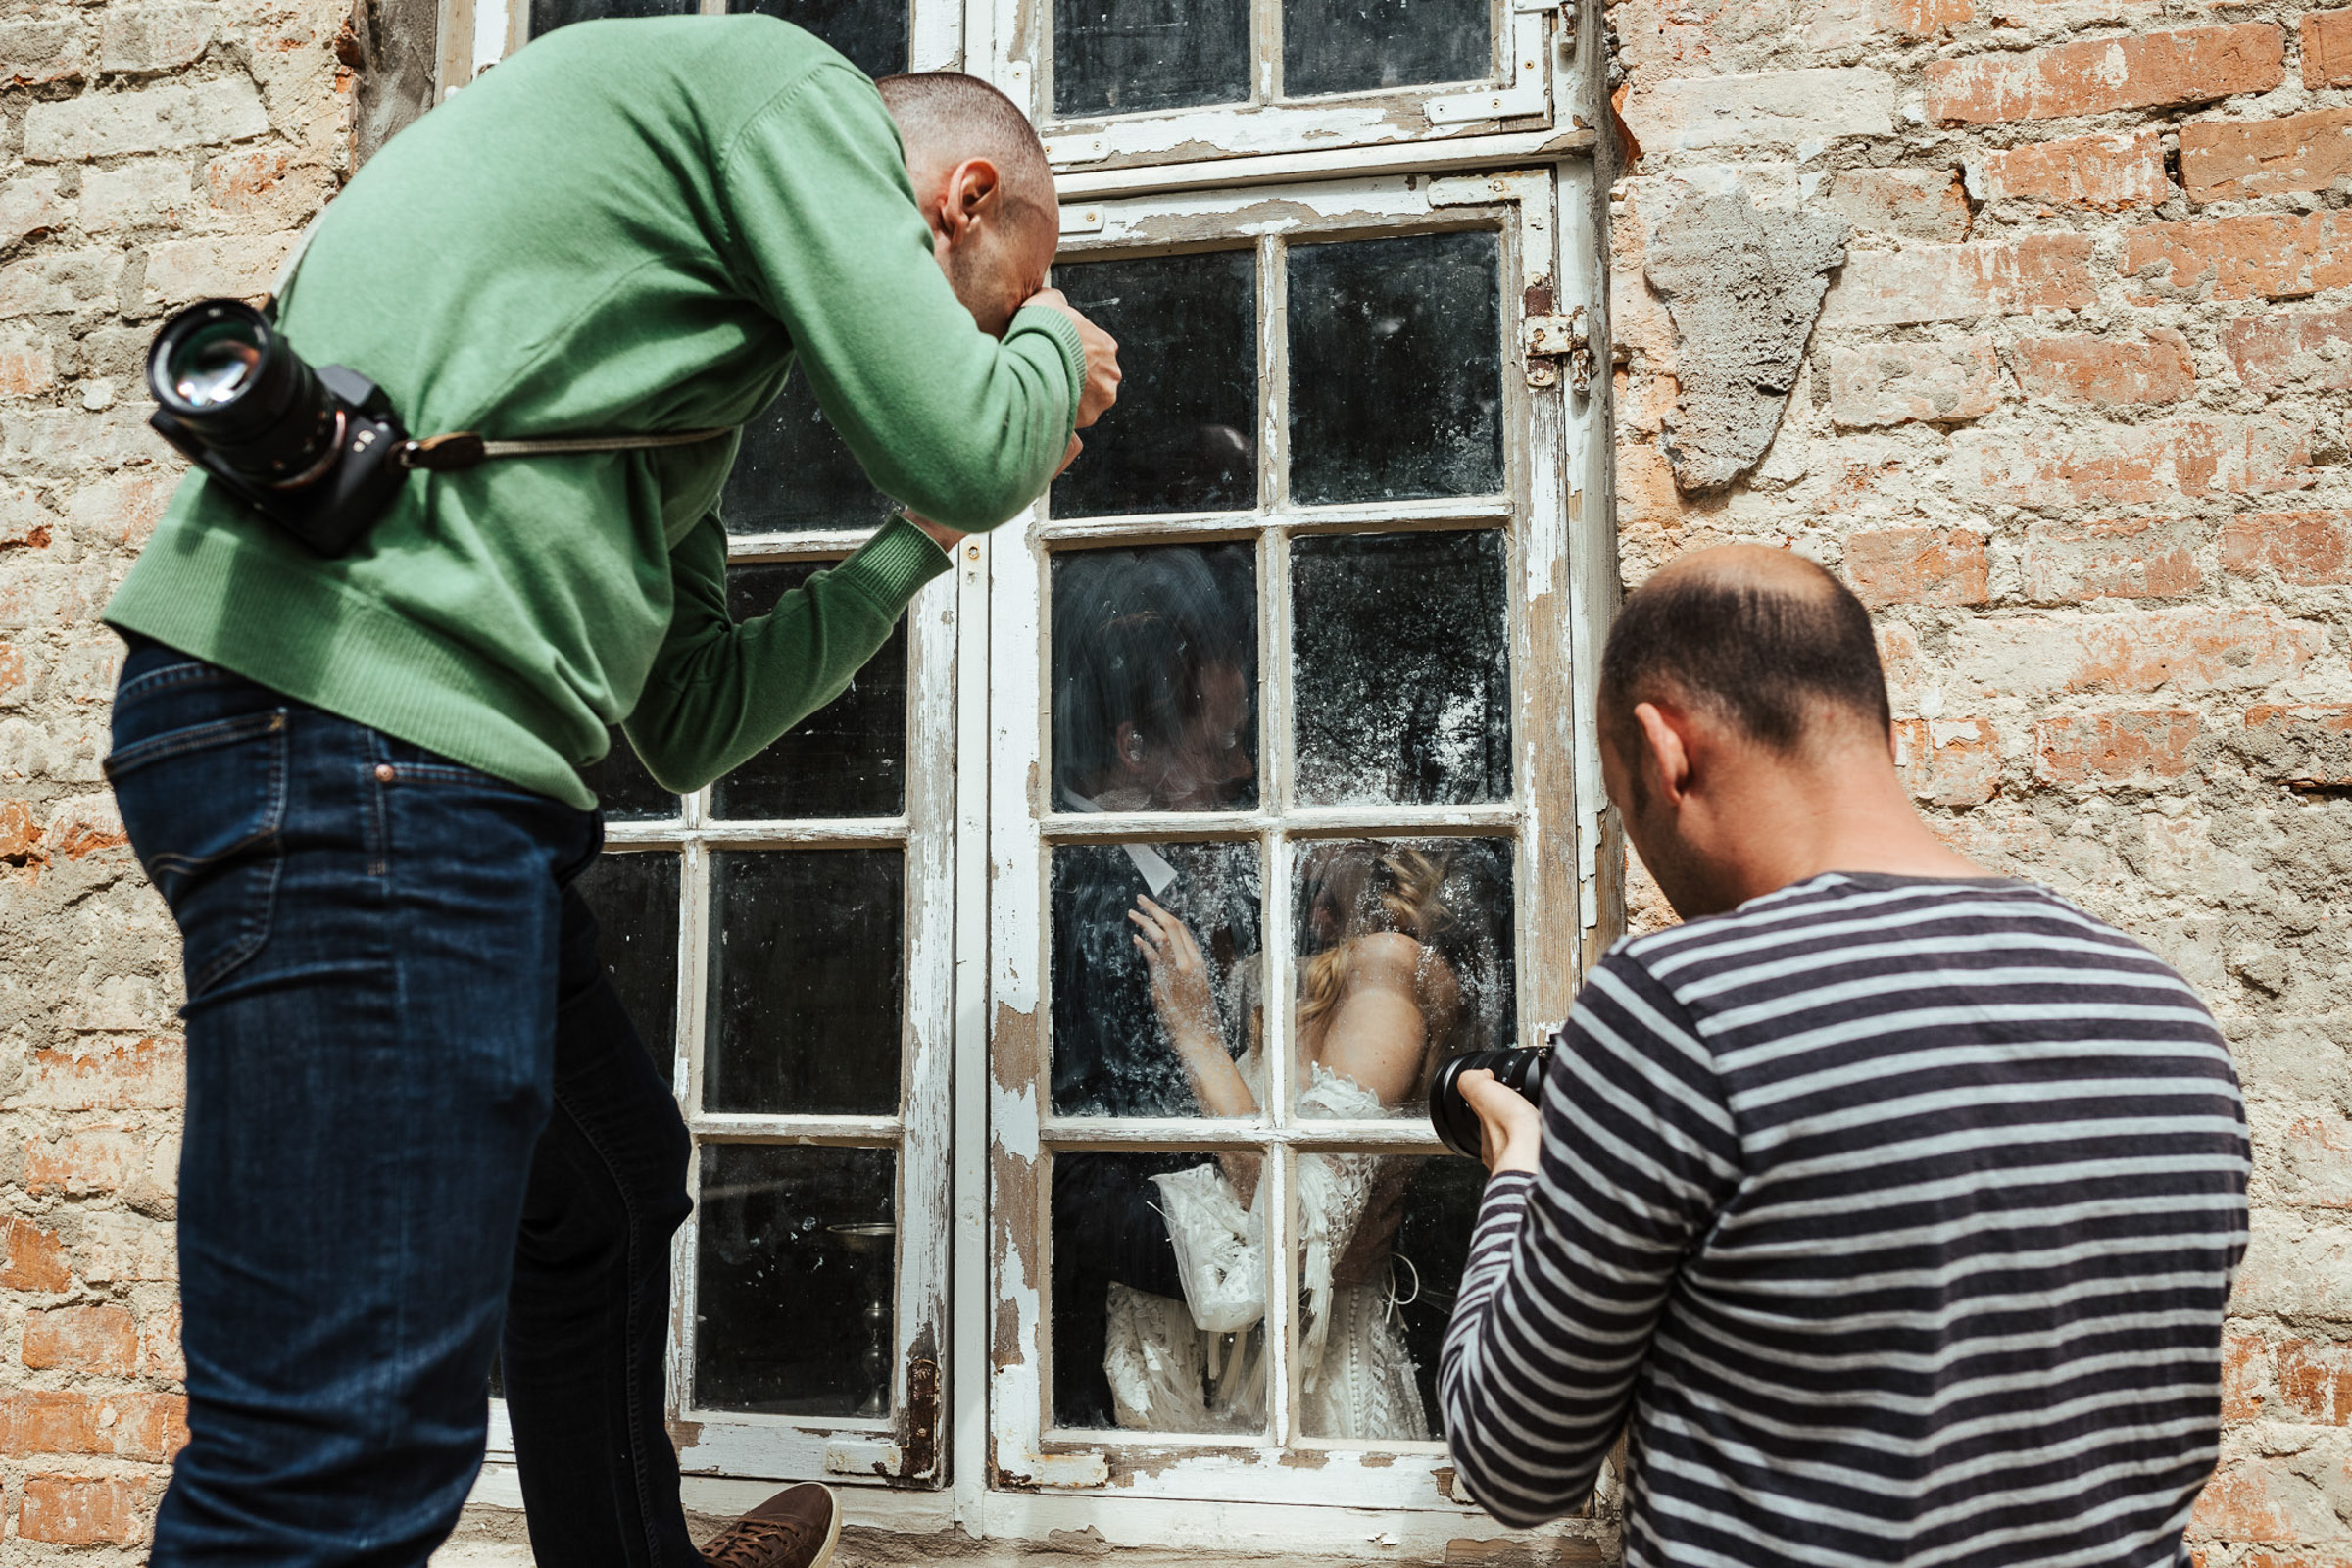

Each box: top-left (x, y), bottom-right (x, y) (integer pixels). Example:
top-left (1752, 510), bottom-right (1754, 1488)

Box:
top-left (1011, 302), bottom-right (1086, 433)
top-left (832, 513), bottom-right (953, 612)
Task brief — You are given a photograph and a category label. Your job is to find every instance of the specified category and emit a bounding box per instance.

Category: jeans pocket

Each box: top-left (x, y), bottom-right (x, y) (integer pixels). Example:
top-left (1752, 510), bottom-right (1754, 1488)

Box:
top-left (106, 709), bottom-right (291, 999)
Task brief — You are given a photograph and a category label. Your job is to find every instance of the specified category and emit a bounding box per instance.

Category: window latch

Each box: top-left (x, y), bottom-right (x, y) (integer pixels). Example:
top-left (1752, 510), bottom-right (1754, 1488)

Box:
top-left (1522, 308), bottom-right (1592, 395)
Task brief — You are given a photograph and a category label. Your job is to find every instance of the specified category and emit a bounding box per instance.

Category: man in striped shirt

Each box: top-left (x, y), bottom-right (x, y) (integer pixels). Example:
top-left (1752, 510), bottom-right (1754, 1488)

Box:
top-left (1440, 546), bottom-right (2249, 1566)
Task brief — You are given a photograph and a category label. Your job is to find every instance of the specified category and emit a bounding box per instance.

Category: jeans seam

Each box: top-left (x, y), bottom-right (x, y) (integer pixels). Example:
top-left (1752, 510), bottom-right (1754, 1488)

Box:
top-left (113, 658), bottom-right (229, 704)
top-left (104, 709), bottom-right (288, 783)
top-left (162, 715), bottom-right (292, 999)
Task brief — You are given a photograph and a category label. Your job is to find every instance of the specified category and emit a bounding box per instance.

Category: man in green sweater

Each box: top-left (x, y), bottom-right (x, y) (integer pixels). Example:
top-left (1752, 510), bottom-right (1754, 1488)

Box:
top-left (102, 20), bottom-right (1116, 1568)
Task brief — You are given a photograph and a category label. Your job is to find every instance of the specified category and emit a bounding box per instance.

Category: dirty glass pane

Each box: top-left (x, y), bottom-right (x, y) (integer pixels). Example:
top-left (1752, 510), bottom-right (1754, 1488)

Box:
top-left (572, 850), bottom-right (682, 1086)
top-left (1054, 0), bottom-right (1248, 117)
top-left (706, 850), bottom-right (903, 1116)
top-left (722, 370), bottom-right (892, 535)
top-left (1291, 530), bottom-right (1510, 806)
top-left (1290, 837), bottom-right (1517, 1123)
top-left (1050, 841), bottom-right (1260, 1120)
top-left (712, 564), bottom-right (906, 819)
top-left (1382, 1155), bottom-right (1489, 1441)
top-left (1283, 0), bottom-right (1494, 98)
top-left (530, 0), bottom-right (691, 34)
top-left (1050, 1148), bottom-right (1268, 1432)
top-left (1052, 250), bottom-right (1256, 518)
top-left (726, 0), bottom-right (906, 79)
top-left (1049, 543), bottom-right (1257, 814)
top-left (696, 1144), bottom-right (897, 1417)
top-left (580, 725), bottom-right (678, 822)
top-left (1288, 231), bottom-right (1503, 505)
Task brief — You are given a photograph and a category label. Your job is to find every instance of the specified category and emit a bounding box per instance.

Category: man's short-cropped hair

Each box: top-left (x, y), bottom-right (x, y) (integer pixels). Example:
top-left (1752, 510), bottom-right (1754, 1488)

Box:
top-left (1597, 552), bottom-right (1892, 754)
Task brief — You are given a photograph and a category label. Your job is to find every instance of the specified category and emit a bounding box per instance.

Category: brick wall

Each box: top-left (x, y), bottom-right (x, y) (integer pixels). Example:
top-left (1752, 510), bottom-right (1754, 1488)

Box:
top-left (1608, 0), bottom-right (2352, 1557)
top-left (0, 0), bottom-right (350, 1555)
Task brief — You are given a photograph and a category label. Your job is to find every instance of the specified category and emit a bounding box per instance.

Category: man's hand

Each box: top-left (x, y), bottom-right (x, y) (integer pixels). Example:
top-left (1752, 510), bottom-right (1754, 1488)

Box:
top-left (1459, 1069), bottom-right (1543, 1175)
top-left (1021, 286), bottom-right (1121, 428)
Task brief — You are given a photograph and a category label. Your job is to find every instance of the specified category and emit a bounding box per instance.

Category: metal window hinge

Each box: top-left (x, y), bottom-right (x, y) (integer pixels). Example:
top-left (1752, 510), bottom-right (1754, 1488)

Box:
top-left (1523, 308), bottom-right (1592, 394)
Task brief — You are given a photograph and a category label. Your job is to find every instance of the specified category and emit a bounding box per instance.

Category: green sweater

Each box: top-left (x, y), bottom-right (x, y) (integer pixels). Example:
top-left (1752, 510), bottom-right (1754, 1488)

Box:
top-left (106, 17), bottom-right (1081, 810)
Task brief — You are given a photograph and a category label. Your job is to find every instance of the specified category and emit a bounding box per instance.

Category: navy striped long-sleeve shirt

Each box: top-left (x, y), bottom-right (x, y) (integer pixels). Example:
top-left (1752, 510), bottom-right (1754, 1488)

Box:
top-left (1440, 872), bottom-right (2250, 1567)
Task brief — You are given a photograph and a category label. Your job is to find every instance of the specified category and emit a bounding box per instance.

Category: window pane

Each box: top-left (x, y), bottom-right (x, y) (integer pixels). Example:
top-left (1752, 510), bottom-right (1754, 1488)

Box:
top-left (1288, 231), bottom-right (1503, 505)
top-left (1054, 0), bottom-right (1248, 117)
top-left (1050, 543), bottom-right (1258, 814)
top-left (1283, 0), bottom-right (1494, 98)
top-left (579, 725), bottom-right (680, 821)
top-left (530, 0), bottom-right (691, 33)
top-left (722, 370), bottom-right (892, 536)
top-left (706, 850), bottom-right (903, 1116)
top-left (711, 564), bottom-right (906, 819)
top-left (1290, 837), bottom-right (1518, 1121)
top-left (1050, 842), bottom-right (1260, 1119)
top-left (1291, 530), bottom-right (1510, 807)
top-left (1362, 1153), bottom-right (1489, 1441)
top-left (1050, 1149), bottom-right (1267, 1432)
top-left (1052, 250), bottom-right (1257, 518)
top-left (573, 850), bottom-right (683, 1086)
top-left (696, 1144), bottom-right (896, 1416)
top-left (726, 0), bottom-right (907, 78)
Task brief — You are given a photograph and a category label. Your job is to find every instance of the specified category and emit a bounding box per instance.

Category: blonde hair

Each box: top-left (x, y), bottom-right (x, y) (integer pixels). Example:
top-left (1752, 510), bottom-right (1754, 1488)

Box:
top-left (1295, 845), bottom-right (1467, 1088)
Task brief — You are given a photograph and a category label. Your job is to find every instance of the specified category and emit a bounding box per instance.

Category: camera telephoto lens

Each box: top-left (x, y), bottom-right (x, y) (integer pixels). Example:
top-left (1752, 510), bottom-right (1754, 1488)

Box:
top-left (1428, 1047), bottom-right (1552, 1161)
top-left (147, 300), bottom-right (342, 488)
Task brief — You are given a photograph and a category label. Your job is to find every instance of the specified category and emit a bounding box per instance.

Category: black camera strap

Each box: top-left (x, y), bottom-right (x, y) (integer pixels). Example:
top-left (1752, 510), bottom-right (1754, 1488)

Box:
top-left (395, 427), bottom-right (736, 472)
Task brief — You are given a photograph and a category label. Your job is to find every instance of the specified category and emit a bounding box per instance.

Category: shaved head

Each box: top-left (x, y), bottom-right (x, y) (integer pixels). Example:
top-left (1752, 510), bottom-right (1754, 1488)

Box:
top-left (1599, 545), bottom-right (1890, 759)
top-left (876, 72), bottom-right (1055, 238)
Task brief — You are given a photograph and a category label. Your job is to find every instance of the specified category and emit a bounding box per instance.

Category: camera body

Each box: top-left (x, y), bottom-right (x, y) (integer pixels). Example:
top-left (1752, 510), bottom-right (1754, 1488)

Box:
top-left (146, 299), bottom-right (412, 558)
top-left (1429, 1044), bottom-right (1553, 1161)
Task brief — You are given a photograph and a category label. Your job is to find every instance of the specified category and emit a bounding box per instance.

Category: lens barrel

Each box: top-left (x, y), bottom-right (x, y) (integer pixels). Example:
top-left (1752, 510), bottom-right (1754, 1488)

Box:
top-left (1428, 1047), bottom-right (1551, 1161)
top-left (147, 300), bottom-right (342, 489)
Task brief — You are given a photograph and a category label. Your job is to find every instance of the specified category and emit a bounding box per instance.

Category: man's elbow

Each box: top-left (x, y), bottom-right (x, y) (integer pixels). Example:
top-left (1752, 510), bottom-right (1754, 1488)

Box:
top-left (1448, 1443), bottom-right (1604, 1531)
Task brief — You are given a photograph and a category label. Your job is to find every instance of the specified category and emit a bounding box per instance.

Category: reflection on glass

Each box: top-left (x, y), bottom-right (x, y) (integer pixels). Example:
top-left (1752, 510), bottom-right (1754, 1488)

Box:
top-left (1292, 530), bottom-right (1510, 806)
top-left (1291, 838), bottom-right (1518, 1117)
top-left (712, 564), bottom-right (906, 819)
top-left (1050, 544), bottom-right (1257, 815)
top-left (579, 725), bottom-right (679, 821)
top-left (1054, 0), bottom-right (1248, 117)
top-left (696, 1144), bottom-right (896, 1416)
top-left (726, 0), bottom-right (906, 78)
top-left (1050, 842), bottom-right (1260, 1120)
top-left (1052, 251), bottom-right (1256, 518)
top-left (706, 850), bottom-right (903, 1116)
top-left (1289, 231), bottom-right (1503, 505)
top-left (571, 851), bottom-right (682, 1086)
top-left (1283, 0), bottom-right (1493, 98)
top-left (722, 370), bottom-right (892, 535)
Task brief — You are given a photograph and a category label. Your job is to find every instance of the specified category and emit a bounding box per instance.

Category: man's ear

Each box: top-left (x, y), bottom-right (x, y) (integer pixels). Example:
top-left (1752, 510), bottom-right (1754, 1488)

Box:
top-left (1631, 701), bottom-right (1694, 808)
top-left (936, 155), bottom-right (1003, 244)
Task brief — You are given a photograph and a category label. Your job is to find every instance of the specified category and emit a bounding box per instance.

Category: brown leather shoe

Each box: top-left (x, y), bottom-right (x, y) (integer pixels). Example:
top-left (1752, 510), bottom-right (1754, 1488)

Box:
top-left (700, 1482), bottom-right (841, 1568)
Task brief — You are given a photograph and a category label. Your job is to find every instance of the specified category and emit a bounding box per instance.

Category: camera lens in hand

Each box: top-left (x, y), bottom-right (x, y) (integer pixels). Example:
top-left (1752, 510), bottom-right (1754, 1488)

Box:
top-left (1429, 1047), bottom-right (1551, 1161)
top-left (148, 300), bottom-right (341, 489)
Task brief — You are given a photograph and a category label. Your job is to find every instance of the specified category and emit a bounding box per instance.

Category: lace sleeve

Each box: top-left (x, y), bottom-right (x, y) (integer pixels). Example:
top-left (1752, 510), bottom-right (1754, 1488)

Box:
top-left (1150, 1163), bottom-right (1265, 1334)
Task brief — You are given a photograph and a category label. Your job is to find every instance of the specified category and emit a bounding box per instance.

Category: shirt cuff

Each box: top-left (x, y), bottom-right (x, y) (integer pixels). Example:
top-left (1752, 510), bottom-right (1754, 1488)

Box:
top-left (830, 512), bottom-right (953, 613)
top-left (1010, 301), bottom-right (1086, 434)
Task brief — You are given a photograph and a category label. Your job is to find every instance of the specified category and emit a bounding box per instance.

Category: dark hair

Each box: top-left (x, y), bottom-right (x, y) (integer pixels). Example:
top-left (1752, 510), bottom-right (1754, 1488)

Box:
top-left (1597, 558), bottom-right (1891, 753)
top-left (1050, 547), bottom-right (1252, 799)
top-left (874, 72), bottom-right (1054, 229)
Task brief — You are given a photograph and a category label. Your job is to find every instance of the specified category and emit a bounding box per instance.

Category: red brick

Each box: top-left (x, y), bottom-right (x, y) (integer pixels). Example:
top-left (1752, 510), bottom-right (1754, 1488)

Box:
top-left (0, 640), bottom-right (24, 699)
top-left (1823, 168), bottom-right (1972, 240)
top-left (141, 1301), bottom-right (182, 1380)
top-left (1952, 416), bottom-right (2310, 507)
top-left (2222, 510), bottom-right (2352, 585)
top-left (2021, 519), bottom-right (2203, 602)
top-left (0, 1390), bottom-right (185, 1462)
top-left (1823, 235), bottom-right (2094, 326)
top-left (2278, 1339), bottom-right (2352, 1424)
top-left (2191, 1456), bottom-right (2338, 1543)
top-left (22, 1303), bottom-right (137, 1376)
top-left (1928, 24), bottom-right (2284, 125)
top-left (17, 1474), bottom-right (145, 1547)
top-left (2124, 212), bottom-right (2352, 303)
top-left (1892, 718), bottom-right (2002, 806)
top-left (0, 1214), bottom-right (70, 1291)
top-left (2013, 330), bottom-right (2194, 407)
top-left (1827, 338), bottom-right (1998, 428)
top-left (2279, 1115), bottom-right (2352, 1208)
top-left (2226, 306), bottom-right (2352, 395)
top-left (1845, 528), bottom-right (1989, 607)
top-left (2244, 705), bottom-right (2352, 788)
top-left (2034, 710), bottom-right (2201, 786)
top-left (1956, 607), bottom-right (2323, 697)
top-left (2304, 7), bottom-right (2352, 88)
top-left (1970, 131), bottom-right (2169, 210)
top-left (2182, 108), bottom-right (2352, 203)
top-left (16, 1037), bottom-right (184, 1112)
top-left (24, 1129), bottom-right (140, 1197)
top-left (2243, 1553), bottom-right (2352, 1568)
top-left (2221, 1332), bottom-right (2274, 1423)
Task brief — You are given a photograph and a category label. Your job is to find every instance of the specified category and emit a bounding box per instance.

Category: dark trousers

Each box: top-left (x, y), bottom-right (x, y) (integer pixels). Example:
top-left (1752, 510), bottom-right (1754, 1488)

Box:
top-left (108, 642), bottom-right (700, 1567)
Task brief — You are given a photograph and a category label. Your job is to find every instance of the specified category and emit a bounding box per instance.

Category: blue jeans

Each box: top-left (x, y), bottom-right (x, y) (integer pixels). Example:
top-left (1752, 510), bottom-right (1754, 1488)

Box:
top-left (108, 641), bottom-right (701, 1568)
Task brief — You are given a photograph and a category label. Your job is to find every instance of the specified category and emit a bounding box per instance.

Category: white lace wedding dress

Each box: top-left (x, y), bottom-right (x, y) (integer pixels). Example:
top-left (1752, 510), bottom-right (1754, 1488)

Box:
top-left (1101, 1063), bottom-right (1430, 1441)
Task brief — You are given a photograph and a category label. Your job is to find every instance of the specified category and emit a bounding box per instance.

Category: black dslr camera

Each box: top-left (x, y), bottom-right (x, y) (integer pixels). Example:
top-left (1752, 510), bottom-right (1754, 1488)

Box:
top-left (1429, 1041), bottom-right (1554, 1161)
top-left (146, 298), bottom-right (410, 558)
